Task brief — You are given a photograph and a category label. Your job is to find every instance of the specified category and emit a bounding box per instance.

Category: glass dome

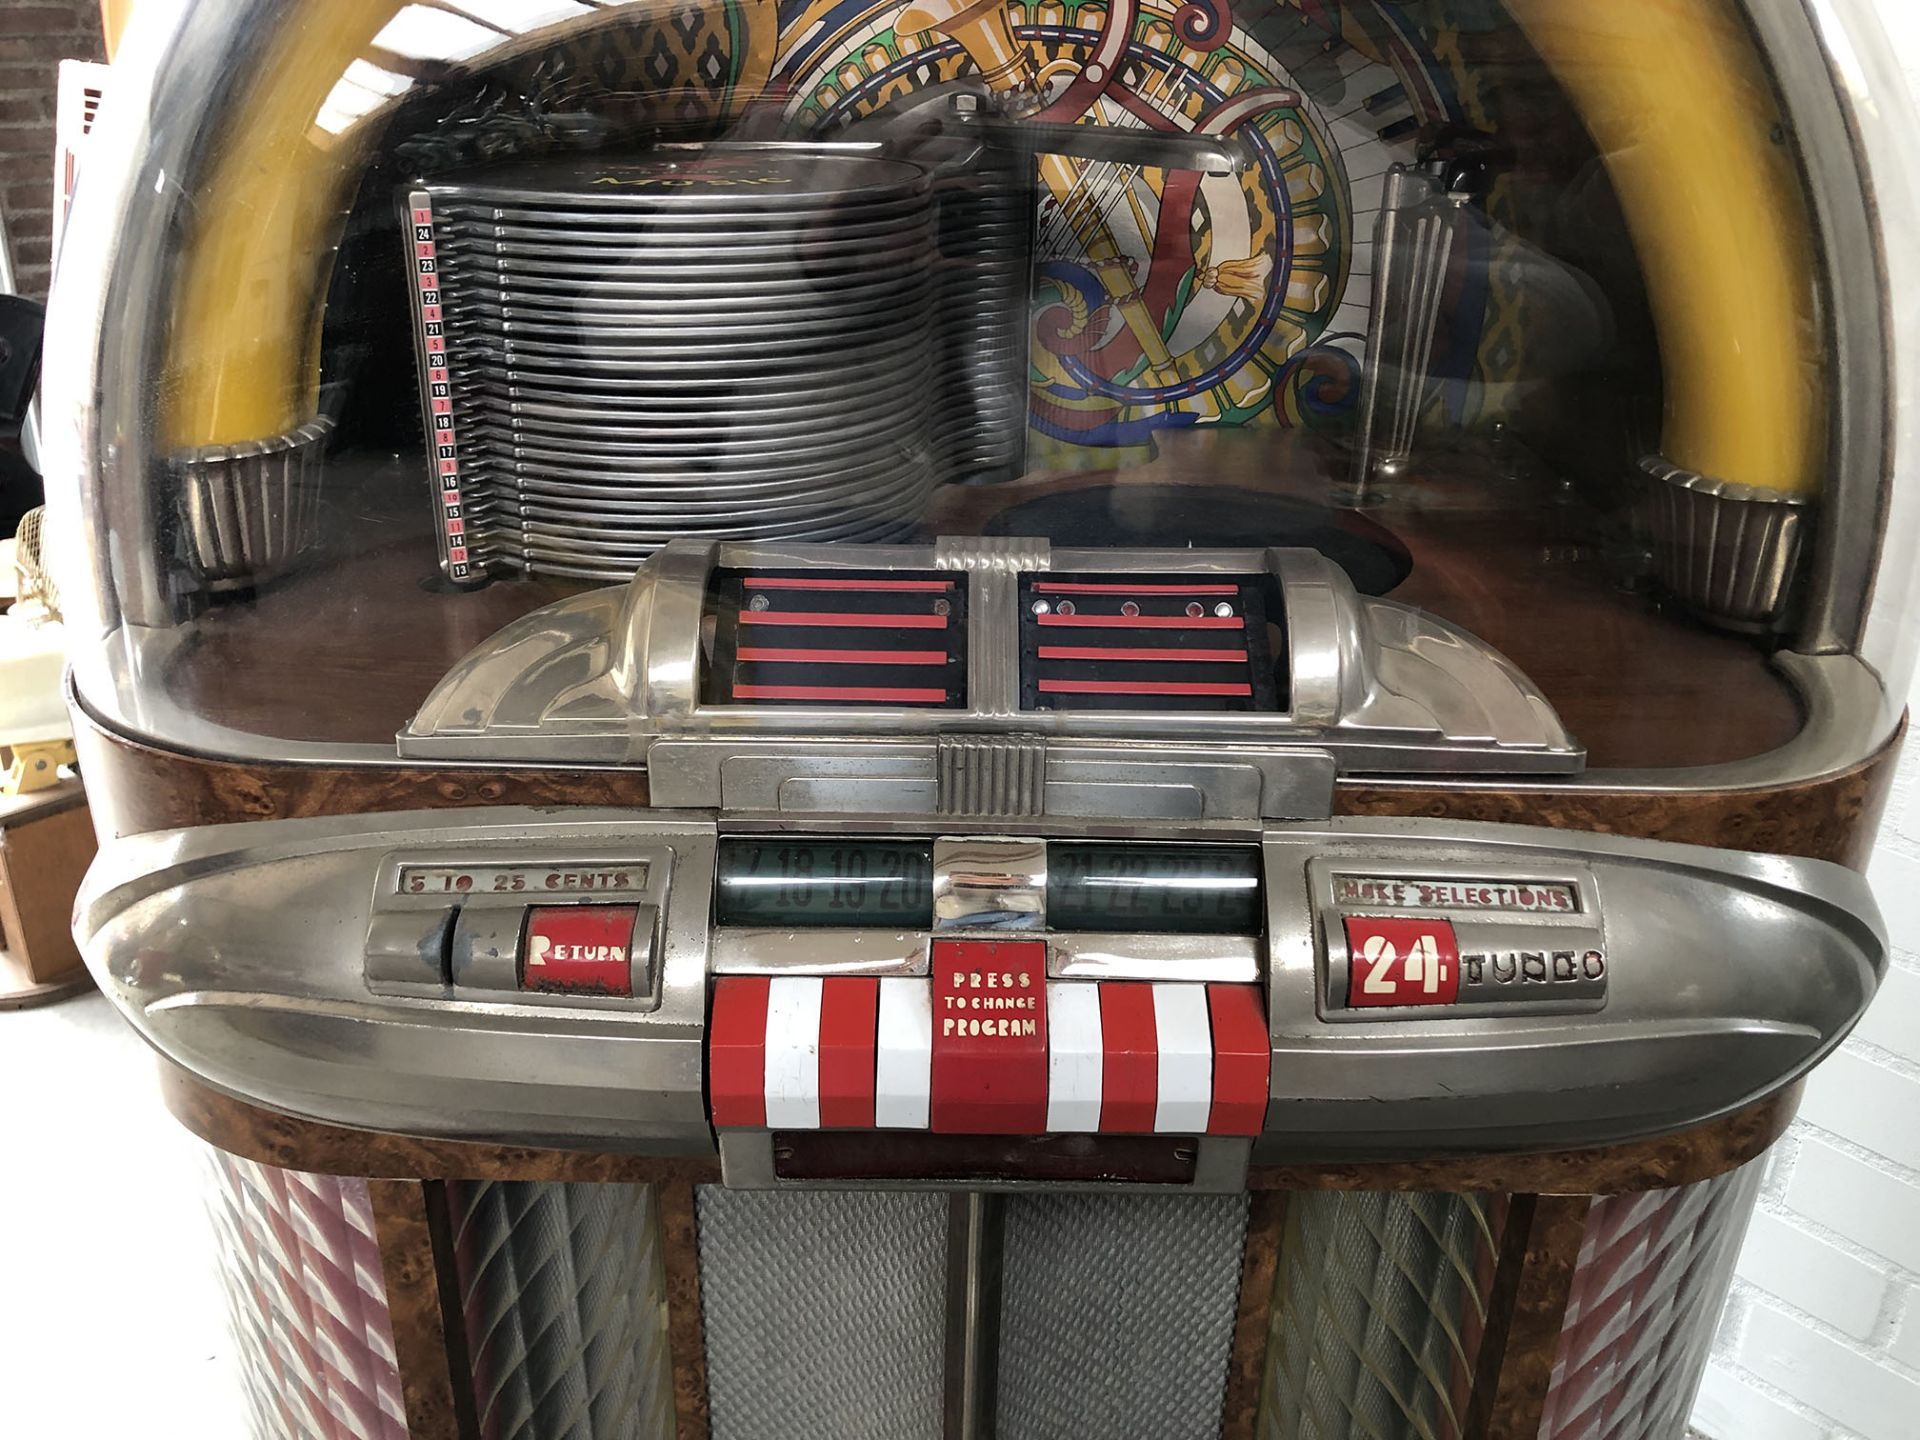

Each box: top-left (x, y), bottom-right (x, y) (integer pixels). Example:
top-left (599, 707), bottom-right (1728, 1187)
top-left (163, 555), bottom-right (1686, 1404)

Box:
top-left (41, 0), bottom-right (1898, 773)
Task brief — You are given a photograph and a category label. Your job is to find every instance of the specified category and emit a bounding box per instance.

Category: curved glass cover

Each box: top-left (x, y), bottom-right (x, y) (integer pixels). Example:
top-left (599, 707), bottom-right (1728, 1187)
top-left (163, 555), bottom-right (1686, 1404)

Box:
top-left (47, 0), bottom-right (1855, 771)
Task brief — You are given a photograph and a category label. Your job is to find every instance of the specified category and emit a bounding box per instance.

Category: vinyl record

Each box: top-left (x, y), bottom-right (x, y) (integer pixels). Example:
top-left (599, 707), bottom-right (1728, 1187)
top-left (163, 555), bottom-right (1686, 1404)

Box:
top-left (424, 151), bottom-right (931, 212)
top-left (459, 406), bottom-right (924, 457)
top-left (454, 351), bottom-right (933, 403)
top-left (451, 327), bottom-right (933, 377)
top-left (454, 358), bottom-right (932, 400)
top-left (430, 227), bottom-right (936, 268)
top-left (482, 473), bottom-right (921, 511)
top-left (466, 441), bottom-right (924, 491)
top-left (500, 477), bottom-right (934, 530)
top-left (429, 201), bottom-right (934, 243)
top-left (446, 311), bottom-right (933, 355)
top-left (443, 283), bottom-right (933, 332)
top-left (439, 244), bottom-right (932, 287)
top-left (508, 522), bottom-right (913, 580)
top-left (456, 376), bottom-right (931, 429)
top-left (512, 512), bottom-right (916, 556)
top-left (459, 415), bottom-right (924, 462)
top-left (480, 456), bottom-right (932, 505)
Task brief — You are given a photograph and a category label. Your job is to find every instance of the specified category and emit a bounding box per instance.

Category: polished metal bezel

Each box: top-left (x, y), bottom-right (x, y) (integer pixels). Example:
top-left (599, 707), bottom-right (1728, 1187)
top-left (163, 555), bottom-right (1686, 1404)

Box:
top-left (1308, 854), bottom-right (1607, 1023)
top-left (402, 539), bottom-right (1586, 806)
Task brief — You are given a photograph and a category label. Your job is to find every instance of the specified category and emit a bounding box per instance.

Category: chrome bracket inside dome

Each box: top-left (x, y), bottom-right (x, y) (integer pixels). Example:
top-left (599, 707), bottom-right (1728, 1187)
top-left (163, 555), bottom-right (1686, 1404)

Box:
top-left (399, 538), bottom-right (1583, 817)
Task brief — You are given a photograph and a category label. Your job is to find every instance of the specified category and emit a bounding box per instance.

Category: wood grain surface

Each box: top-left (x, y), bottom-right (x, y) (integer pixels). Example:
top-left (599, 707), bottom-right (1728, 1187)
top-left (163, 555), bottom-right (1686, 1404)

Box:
top-left (367, 1179), bottom-right (476, 1440)
top-left (77, 701), bottom-right (1901, 877)
top-left (1219, 1190), bottom-right (1288, 1440)
top-left (162, 1058), bottom-right (1796, 1198)
top-left (1465, 1193), bottom-right (1594, 1440)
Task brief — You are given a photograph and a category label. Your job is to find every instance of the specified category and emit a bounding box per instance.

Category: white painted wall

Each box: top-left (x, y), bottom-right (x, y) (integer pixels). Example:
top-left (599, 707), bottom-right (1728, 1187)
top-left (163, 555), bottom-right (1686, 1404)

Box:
top-left (1692, 682), bottom-right (1920, 1439)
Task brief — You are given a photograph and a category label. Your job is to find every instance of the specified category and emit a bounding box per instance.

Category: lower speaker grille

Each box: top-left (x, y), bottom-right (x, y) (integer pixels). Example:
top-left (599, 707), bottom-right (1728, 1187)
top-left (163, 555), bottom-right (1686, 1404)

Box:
top-left (203, 1152), bottom-right (407, 1440)
top-left (446, 1180), bottom-right (674, 1440)
top-left (997, 1192), bottom-right (1250, 1440)
top-left (1259, 1192), bottom-right (1504, 1440)
top-left (1538, 1163), bottom-right (1762, 1440)
top-left (697, 1187), bottom-right (948, 1440)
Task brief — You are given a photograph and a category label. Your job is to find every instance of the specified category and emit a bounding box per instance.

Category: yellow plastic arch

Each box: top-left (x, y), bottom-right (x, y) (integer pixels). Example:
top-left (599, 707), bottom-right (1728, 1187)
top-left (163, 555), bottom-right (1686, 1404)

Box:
top-left (162, 0), bottom-right (401, 450)
top-left (1504, 0), bottom-right (1826, 497)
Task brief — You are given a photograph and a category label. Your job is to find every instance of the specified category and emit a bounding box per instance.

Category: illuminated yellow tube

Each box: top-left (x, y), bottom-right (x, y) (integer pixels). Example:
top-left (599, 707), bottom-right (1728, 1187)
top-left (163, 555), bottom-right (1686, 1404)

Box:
top-left (1504, 0), bottom-right (1825, 498)
top-left (162, 0), bottom-right (404, 450)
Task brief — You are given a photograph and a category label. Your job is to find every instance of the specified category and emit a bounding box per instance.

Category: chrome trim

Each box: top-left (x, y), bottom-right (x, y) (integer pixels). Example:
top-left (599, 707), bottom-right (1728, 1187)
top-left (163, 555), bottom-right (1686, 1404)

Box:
top-left (643, 737), bottom-right (1337, 823)
top-left (711, 929), bottom-right (930, 977)
top-left (1640, 457), bottom-right (1811, 631)
top-left (76, 810), bottom-right (1883, 1158)
top-left (176, 417), bottom-right (333, 591)
top-left (1257, 816), bottom-right (1883, 1160)
top-left (1519, 650), bottom-right (1895, 793)
top-left (933, 837), bottom-right (1046, 933)
top-left (78, 809), bottom-right (721, 1150)
top-left (1047, 933), bottom-right (1260, 984)
top-left (937, 736), bottom-right (1046, 818)
top-left (1349, 167), bottom-right (1467, 497)
top-left (1754, 0), bottom-right (1895, 655)
top-left (402, 541), bottom-right (1583, 789)
top-left (1310, 856), bottom-right (1607, 1022)
top-left (943, 1193), bottom-right (1005, 1440)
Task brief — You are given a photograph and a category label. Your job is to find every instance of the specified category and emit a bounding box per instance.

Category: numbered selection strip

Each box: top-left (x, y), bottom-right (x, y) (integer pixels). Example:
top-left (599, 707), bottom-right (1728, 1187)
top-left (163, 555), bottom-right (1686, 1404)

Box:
top-left (1321, 910), bottom-right (1608, 1019)
top-left (395, 861), bottom-right (652, 898)
top-left (1310, 860), bottom-right (1606, 1020)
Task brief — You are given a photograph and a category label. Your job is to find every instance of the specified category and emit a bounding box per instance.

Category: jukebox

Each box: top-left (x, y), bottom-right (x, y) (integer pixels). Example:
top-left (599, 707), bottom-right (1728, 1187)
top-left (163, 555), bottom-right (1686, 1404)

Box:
top-left (44, 0), bottom-right (1919, 1436)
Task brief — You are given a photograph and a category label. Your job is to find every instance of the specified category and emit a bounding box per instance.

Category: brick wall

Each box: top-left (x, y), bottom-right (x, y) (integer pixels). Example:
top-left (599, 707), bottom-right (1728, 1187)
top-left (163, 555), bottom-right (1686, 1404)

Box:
top-left (1693, 676), bottom-right (1920, 1439)
top-left (0, 2), bottom-right (103, 301)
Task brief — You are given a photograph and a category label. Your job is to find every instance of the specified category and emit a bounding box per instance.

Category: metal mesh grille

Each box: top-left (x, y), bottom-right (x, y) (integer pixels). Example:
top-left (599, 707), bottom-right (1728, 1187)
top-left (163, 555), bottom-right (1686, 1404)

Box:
top-left (697, 1188), bottom-right (947, 1440)
top-left (446, 1180), bottom-right (675, 1440)
top-left (1538, 1163), bottom-right (1762, 1440)
top-left (1259, 1192), bottom-right (1504, 1440)
top-left (996, 1192), bottom-right (1249, 1440)
top-left (203, 1152), bottom-right (407, 1440)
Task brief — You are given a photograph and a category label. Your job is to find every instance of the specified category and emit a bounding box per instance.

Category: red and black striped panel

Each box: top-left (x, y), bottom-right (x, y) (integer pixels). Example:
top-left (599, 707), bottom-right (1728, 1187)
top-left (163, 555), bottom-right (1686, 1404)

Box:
top-left (705, 570), bottom-right (967, 708)
top-left (1018, 575), bottom-right (1284, 712)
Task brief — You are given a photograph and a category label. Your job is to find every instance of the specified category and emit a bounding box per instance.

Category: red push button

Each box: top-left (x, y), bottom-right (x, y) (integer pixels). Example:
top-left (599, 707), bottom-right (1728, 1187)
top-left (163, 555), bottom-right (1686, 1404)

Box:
top-left (523, 906), bottom-right (639, 995)
top-left (930, 940), bottom-right (1048, 1134)
top-left (1344, 917), bottom-right (1460, 1008)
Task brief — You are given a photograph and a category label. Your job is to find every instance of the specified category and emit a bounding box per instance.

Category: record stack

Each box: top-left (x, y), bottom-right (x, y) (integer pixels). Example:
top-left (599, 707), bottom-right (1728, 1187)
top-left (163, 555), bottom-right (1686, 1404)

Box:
top-left (412, 149), bottom-right (941, 582)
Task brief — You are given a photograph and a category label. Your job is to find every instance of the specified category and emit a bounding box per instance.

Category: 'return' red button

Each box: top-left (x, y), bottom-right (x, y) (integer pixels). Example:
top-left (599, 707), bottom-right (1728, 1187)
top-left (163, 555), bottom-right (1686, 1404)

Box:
top-left (1344, 917), bottom-right (1460, 1008)
top-left (523, 906), bottom-right (638, 995)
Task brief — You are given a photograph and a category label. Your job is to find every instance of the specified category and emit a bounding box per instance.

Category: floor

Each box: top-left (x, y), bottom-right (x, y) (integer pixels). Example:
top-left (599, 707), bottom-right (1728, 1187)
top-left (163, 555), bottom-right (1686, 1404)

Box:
top-left (1, 989), bottom-right (251, 1437)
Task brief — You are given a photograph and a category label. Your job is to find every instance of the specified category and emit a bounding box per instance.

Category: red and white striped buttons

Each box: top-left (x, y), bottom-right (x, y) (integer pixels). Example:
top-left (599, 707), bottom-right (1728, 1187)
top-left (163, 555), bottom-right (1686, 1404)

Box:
top-left (707, 971), bottom-right (1269, 1138)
